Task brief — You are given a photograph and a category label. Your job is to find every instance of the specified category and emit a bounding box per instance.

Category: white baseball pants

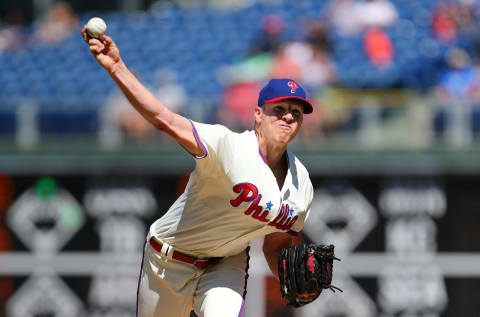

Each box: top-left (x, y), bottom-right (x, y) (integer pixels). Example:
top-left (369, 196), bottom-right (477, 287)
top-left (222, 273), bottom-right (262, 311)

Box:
top-left (136, 242), bottom-right (250, 317)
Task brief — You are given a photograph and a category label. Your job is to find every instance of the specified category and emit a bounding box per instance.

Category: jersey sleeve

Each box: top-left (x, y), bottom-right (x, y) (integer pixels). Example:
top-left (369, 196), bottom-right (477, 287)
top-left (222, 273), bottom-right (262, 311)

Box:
top-left (189, 121), bottom-right (235, 176)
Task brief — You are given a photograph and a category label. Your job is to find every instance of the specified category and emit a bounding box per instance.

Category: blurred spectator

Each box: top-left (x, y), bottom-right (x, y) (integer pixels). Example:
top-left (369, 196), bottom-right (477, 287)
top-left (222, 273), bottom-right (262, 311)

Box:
top-left (431, 0), bottom-right (480, 63)
top-left (217, 52), bottom-right (274, 85)
top-left (432, 47), bottom-right (480, 144)
top-left (432, 1), bottom-right (458, 43)
top-left (250, 14), bottom-right (286, 56)
top-left (103, 69), bottom-right (187, 144)
top-left (302, 21), bottom-right (336, 89)
top-left (302, 20), bottom-right (331, 53)
top-left (435, 47), bottom-right (480, 104)
top-left (216, 81), bottom-right (261, 131)
top-left (270, 41), bottom-right (336, 90)
top-left (297, 98), bottom-right (325, 146)
top-left (450, 1), bottom-right (477, 34)
top-left (153, 69), bottom-right (187, 116)
top-left (357, 0), bottom-right (398, 29)
top-left (325, 0), bottom-right (363, 36)
top-left (0, 10), bottom-right (28, 52)
top-left (325, 0), bottom-right (398, 36)
top-left (270, 43), bottom-right (303, 81)
top-left (364, 28), bottom-right (394, 68)
top-left (358, 0), bottom-right (397, 69)
top-left (103, 89), bottom-right (155, 144)
top-left (32, 1), bottom-right (79, 44)
top-left (448, 1), bottom-right (480, 61)
top-left (433, 1), bottom-right (477, 41)
top-left (220, 14), bottom-right (284, 85)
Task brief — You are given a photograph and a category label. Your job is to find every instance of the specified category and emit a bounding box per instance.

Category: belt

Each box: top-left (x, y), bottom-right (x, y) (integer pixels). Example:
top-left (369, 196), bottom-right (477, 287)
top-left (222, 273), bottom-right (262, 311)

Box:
top-left (149, 237), bottom-right (221, 270)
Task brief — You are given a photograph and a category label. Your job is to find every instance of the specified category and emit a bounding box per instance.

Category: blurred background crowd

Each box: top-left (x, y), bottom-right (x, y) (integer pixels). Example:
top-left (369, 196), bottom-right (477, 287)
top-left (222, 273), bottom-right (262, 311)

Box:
top-left (1, 0), bottom-right (480, 151)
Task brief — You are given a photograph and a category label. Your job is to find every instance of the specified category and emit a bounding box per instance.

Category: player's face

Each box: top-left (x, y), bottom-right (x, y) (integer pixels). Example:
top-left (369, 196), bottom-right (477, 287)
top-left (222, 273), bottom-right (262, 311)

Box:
top-left (258, 100), bottom-right (304, 145)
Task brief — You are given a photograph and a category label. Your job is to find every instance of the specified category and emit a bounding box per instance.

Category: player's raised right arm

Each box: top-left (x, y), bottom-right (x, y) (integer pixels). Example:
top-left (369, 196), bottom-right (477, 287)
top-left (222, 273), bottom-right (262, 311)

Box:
top-left (81, 25), bottom-right (204, 157)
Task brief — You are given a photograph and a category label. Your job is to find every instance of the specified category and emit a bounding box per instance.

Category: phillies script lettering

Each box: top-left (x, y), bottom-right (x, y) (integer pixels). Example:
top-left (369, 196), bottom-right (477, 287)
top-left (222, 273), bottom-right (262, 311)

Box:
top-left (230, 183), bottom-right (298, 231)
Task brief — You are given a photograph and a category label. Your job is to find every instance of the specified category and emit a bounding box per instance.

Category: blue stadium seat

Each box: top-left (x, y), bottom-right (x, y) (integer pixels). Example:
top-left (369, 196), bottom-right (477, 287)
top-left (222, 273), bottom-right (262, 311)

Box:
top-left (0, 102), bottom-right (16, 133)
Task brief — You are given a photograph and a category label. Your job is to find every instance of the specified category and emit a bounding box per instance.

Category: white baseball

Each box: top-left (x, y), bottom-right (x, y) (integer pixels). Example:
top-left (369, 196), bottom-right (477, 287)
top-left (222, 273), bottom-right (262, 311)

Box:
top-left (86, 17), bottom-right (107, 38)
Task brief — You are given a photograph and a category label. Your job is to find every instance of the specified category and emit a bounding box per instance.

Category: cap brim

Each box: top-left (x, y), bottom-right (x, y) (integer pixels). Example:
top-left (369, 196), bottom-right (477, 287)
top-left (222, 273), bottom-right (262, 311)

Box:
top-left (264, 96), bottom-right (313, 114)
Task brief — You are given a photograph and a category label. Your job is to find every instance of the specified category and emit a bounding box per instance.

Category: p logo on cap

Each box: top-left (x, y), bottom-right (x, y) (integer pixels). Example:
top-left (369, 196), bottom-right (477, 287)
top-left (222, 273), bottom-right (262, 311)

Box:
top-left (258, 78), bottom-right (313, 114)
top-left (288, 81), bottom-right (299, 93)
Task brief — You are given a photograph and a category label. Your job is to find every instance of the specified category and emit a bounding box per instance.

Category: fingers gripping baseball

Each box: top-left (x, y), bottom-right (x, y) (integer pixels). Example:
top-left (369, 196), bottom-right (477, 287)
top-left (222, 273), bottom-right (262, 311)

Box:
top-left (81, 24), bottom-right (121, 72)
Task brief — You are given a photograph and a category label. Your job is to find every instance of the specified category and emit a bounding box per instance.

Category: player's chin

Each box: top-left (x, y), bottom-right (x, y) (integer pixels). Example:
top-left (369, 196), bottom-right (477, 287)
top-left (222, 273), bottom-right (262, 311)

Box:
top-left (278, 129), bottom-right (299, 143)
top-left (276, 132), bottom-right (294, 144)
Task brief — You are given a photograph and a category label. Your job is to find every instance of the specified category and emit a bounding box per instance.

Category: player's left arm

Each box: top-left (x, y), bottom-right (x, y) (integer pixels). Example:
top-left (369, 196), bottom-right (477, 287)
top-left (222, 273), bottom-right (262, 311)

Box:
top-left (263, 232), bottom-right (293, 278)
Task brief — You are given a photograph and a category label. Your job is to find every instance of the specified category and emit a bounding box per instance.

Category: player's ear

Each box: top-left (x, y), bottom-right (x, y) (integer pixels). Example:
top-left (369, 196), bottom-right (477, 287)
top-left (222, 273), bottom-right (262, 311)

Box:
top-left (254, 106), bottom-right (262, 125)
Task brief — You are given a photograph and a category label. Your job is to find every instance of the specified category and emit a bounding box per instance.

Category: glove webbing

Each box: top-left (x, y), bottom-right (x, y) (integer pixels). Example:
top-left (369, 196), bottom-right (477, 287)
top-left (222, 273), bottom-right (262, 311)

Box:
top-left (312, 248), bottom-right (343, 293)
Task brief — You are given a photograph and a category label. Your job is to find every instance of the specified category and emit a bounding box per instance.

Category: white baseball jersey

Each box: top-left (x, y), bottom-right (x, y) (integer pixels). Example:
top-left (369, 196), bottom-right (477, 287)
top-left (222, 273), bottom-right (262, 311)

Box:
top-left (148, 121), bottom-right (314, 258)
